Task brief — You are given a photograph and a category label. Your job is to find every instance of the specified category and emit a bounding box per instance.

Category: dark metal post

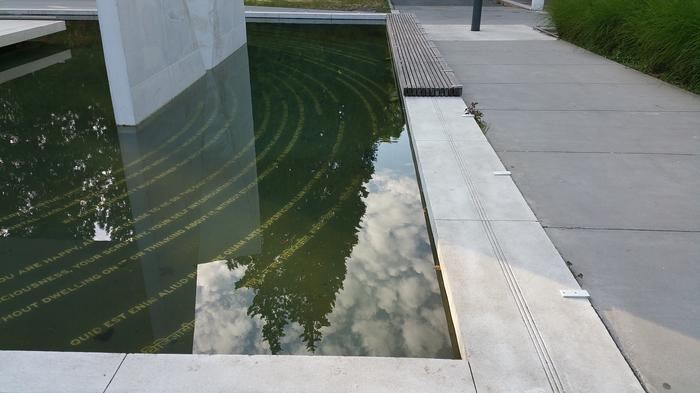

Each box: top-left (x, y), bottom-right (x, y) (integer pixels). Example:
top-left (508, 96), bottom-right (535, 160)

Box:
top-left (471, 0), bottom-right (483, 31)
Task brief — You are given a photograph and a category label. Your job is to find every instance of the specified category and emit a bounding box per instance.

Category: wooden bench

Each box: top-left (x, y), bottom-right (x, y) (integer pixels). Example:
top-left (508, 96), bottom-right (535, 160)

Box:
top-left (387, 13), bottom-right (462, 97)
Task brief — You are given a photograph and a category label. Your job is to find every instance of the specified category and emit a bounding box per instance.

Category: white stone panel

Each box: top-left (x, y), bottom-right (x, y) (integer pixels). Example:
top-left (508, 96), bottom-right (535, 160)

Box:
top-left (97, 0), bottom-right (207, 125)
top-left (0, 20), bottom-right (65, 48)
top-left (186, 0), bottom-right (247, 70)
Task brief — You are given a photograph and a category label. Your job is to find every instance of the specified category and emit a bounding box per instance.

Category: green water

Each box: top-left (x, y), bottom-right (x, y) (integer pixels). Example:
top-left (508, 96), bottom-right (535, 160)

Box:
top-left (0, 22), bottom-right (455, 358)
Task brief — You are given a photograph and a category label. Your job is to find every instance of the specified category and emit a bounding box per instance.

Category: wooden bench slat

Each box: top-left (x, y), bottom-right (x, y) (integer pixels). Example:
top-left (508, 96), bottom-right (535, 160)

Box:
top-left (386, 13), bottom-right (463, 97)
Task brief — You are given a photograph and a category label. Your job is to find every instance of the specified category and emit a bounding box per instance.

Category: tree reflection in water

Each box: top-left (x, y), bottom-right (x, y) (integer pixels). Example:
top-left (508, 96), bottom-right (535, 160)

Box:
top-left (0, 23), bottom-right (134, 243)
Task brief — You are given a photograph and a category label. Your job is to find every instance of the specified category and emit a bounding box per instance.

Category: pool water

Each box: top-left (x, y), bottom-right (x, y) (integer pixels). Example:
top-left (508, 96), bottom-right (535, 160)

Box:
top-left (0, 22), bottom-right (456, 358)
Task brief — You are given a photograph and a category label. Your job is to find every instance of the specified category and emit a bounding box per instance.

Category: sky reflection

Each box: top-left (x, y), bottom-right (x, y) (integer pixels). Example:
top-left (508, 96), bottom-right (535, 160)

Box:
top-left (194, 136), bottom-right (453, 358)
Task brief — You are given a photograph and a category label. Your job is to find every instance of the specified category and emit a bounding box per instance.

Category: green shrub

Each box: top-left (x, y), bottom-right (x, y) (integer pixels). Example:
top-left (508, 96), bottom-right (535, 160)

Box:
top-left (548, 0), bottom-right (700, 93)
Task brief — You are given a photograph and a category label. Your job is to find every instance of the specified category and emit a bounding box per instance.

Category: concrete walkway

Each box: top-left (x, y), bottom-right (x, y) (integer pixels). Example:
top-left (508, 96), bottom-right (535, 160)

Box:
top-left (396, 3), bottom-right (700, 393)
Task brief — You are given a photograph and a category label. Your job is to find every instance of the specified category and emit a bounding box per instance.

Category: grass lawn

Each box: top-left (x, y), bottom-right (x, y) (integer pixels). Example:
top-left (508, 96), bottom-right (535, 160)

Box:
top-left (548, 0), bottom-right (700, 94)
top-left (245, 0), bottom-right (390, 12)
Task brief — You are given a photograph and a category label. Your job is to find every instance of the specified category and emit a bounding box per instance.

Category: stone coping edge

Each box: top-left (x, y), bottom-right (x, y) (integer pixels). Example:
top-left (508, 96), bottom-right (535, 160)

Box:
top-left (0, 351), bottom-right (475, 392)
top-left (246, 11), bottom-right (386, 20)
top-left (0, 9), bottom-right (387, 22)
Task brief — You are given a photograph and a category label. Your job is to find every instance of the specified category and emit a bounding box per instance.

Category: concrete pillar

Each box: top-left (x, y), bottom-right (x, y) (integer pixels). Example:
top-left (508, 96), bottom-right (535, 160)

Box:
top-left (97, 0), bottom-right (207, 125)
top-left (97, 0), bottom-right (248, 125)
top-left (186, 0), bottom-right (247, 70)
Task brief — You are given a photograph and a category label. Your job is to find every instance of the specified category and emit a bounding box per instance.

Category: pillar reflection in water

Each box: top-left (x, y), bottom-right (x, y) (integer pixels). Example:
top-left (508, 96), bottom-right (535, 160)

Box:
top-left (0, 49), bottom-right (71, 85)
top-left (116, 45), bottom-right (260, 343)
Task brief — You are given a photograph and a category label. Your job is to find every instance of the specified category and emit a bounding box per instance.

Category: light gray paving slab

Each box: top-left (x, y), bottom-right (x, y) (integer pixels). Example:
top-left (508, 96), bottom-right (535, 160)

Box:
top-left (0, 0), bottom-right (95, 12)
top-left (436, 38), bottom-right (603, 54)
top-left (0, 1), bottom-right (95, 19)
top-left (452, 141), bottom-right (537, 218)
top-left (433, 219), bottom-right (551, 392)
top-left (500, 151), bottom-right (700, 231)
top-left (453, 63), bottom-right (661, 84)
top-left (404, 96), bottom-right (486, 142)
top-left (436, 40), bottom-right (616, 65)
top-left (490, 221), bottom-right (643, 393)
top-left (424, 24), bottom-right (555, 41)
top-left (0, 351), bottom-right (125, 393)
top-left (0, 19), bottom-right (64, 47)
top-left (403, 94), bottom-right (643, 391)
top-left (0, 0), bottom-right (94, 10)
top-left (462, 82), bottom-right (700, 111)
top-left (406, 97), bottom-right (536, 223)
top-left (105, 354), bottom-right (474, 393)
top-left (414, 139), bottom-right (480, 220)
top-left (414, 139), bottom-right (536, 222)
top-left (546, 228), bottom-right (700, 393)
top-left (395, 5), bottom-right (547, 26)
top-left (486, 110), bottom-right (700, 155)
top-left (433, 219), bottom-right (643, 393)
top-left (441, 47), bottom-right (614, 65)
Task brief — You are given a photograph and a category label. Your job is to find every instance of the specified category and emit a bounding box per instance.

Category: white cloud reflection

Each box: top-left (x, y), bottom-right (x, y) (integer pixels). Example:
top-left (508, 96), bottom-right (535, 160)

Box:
top-left (193, 168), bottom-right (452, 358)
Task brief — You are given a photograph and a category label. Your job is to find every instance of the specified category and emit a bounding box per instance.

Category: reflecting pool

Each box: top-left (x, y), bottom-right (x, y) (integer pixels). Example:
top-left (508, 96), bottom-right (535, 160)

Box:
top-left (0, 22), bottom-right (455, 358)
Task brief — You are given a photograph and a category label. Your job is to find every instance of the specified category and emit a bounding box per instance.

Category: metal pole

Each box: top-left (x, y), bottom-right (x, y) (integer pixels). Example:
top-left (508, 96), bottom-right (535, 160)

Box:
top-left (471, 0), bottom-right (483, 31)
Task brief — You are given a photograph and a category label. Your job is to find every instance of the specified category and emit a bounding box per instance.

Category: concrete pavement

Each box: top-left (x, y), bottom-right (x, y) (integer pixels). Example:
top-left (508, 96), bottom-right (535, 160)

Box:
top-left (396, 2), bottom-right (700, 392)
top-left (394, 3), bottom-right (547, 25)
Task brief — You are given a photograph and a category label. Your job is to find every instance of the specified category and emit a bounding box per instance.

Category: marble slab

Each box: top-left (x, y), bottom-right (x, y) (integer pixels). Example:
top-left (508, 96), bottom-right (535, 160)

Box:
top-left (0, 19), bottom-right (64, 47)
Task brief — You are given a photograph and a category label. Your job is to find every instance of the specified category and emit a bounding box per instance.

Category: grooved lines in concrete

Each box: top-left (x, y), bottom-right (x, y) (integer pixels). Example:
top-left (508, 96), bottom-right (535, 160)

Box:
top-left (405, 96), bottom-right (645, 392)
top-left (429, 97), bottom-right (563, 391)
